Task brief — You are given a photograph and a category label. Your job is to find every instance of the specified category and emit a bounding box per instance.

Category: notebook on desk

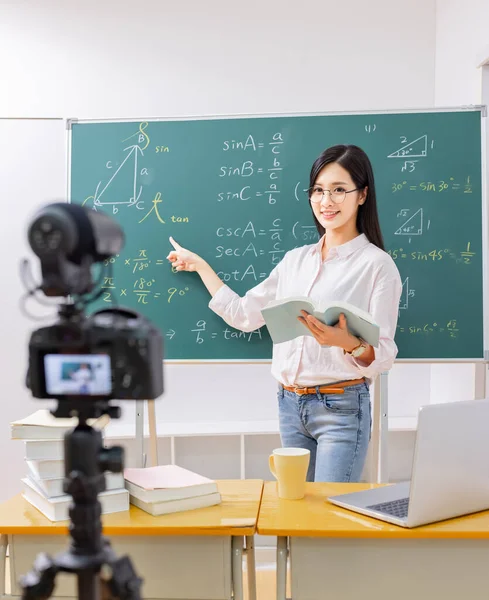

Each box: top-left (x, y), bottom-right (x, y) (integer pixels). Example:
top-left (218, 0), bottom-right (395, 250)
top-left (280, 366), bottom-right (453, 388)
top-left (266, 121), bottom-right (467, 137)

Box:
top-left (328, 399), bottom-right (489, 528)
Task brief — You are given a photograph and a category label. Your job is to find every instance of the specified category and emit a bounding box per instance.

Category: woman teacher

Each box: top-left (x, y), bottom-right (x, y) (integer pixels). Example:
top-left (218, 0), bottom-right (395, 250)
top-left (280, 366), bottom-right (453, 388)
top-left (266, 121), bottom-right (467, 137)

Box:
top-left (167, 145), bottom-right (402, 482)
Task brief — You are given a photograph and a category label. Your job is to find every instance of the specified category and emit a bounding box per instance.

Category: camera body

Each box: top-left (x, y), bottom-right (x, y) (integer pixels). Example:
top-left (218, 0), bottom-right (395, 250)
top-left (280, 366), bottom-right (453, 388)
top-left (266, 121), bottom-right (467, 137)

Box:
top-left (23, 202), bottom-right (164, 404)
top-left (26, 305), bottom-right (164, 401)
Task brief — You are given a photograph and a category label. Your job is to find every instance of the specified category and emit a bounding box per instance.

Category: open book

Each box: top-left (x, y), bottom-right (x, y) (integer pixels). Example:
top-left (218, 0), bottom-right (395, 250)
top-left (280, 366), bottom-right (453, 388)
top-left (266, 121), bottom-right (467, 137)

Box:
top-left (261, 297), bottom-right (379, 347)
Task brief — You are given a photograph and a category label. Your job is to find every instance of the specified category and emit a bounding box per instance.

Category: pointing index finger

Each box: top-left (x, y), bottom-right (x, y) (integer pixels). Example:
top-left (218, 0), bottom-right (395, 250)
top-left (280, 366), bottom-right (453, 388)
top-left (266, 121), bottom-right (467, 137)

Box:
top-left (169, 236), bottom-right (182, 251)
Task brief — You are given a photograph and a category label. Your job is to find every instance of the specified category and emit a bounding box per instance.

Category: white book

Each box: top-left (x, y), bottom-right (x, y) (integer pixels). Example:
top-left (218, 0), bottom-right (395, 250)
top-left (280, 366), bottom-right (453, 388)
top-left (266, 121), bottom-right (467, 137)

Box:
top-left (28, 472), bottom-right (125, 498)
top-left (123, 464), bottom-right (218, 503)
top-left (11, 410), bottom-right (109, 440)
top-left (261, 297), bottom-right (380, 347)
top-left (24, 439), bottom-right (64, 461)
top-left (26, 458), bottom-right (64, 480)
top-left (22, 477), bottom-right (129, 522)
top-left (129, 491), bottom-right (221, 516)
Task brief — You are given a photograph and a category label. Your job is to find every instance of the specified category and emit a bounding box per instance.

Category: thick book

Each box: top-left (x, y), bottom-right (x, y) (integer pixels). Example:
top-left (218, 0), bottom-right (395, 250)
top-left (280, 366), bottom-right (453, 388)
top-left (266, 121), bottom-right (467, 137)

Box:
top-left (261, 297), bottom-right (380, 347)
top-left (24, 439), bottom-right (64, 461)
top-left (11, 410), bottom-right (109, 440)
top-left (129, 491), bottom-right (222, 516)
top-left (21, 477), bottom-right (129, 522)
top-left (123, 464), bottom-right (218, 503)
top-left (27, 471), bottom-right (125, 498)
top-left (26, 458), bottom-right (64, 480)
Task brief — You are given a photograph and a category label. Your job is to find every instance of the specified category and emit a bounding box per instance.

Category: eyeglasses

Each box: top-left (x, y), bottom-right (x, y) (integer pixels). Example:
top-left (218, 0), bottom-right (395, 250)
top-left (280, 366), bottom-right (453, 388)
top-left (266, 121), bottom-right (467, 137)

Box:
top-left (308, 186), bottom-right (362, 204)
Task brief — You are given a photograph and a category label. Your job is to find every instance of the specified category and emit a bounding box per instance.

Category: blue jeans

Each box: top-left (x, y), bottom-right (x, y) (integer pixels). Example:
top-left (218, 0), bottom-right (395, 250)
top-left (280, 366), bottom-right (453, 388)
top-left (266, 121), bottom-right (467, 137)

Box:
top-left (277, 381), bottom-right (371, 482)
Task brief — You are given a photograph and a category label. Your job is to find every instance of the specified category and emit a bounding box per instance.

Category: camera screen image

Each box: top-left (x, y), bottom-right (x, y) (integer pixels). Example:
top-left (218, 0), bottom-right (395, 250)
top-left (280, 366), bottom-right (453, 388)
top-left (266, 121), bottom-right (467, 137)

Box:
top-left (44, 354), bottom-right (112, 396)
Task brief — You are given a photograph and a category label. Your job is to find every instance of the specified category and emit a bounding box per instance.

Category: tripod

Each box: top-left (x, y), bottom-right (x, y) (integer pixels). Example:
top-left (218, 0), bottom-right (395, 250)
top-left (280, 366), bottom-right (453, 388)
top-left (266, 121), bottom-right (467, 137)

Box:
top-left (20, 402), bottom-right (143, 600)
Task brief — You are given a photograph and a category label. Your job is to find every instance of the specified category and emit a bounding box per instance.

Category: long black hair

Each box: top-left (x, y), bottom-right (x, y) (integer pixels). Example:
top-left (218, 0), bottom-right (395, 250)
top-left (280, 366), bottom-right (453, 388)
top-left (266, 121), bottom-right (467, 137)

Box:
top-left (308, 144), bottom-right (384, 250)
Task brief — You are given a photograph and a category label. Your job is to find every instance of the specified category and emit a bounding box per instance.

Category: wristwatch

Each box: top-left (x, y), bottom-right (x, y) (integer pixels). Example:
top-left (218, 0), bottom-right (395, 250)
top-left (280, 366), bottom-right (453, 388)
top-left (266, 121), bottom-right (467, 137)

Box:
top-left (345, 338), bottom-right (368, 358)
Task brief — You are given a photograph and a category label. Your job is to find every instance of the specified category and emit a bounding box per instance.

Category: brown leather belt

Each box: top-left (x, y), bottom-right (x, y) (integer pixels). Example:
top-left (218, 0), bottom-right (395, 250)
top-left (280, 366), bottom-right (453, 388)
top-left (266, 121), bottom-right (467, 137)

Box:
top-left (283, 378), bottom-right (365, 396)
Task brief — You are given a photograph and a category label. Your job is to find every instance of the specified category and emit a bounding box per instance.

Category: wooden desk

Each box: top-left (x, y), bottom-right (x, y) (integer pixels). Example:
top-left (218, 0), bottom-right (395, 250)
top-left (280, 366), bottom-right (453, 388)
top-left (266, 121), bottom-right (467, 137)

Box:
top-left (258, 481), bottom-right (489, 600)
top-left (0, 479), bottom-right (263, 600)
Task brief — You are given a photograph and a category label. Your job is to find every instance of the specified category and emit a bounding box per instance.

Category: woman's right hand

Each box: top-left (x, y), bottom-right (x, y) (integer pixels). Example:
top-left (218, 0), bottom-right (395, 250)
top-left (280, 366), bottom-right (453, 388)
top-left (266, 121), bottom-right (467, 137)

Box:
top-left (167, 236), bottom-right (206, 273)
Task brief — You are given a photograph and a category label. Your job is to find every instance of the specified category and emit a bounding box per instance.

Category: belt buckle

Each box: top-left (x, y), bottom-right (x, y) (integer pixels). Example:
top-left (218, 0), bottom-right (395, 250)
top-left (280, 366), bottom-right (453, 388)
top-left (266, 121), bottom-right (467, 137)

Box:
top-left (293, 386), bottom-right (308, 396)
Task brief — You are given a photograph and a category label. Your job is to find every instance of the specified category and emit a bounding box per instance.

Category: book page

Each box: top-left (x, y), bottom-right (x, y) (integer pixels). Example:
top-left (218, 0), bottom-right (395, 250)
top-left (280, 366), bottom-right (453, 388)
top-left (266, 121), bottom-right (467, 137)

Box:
top-left (322, 305), bottom-right (379, 347)
top-left (323, 300), bottom-right (375, 324)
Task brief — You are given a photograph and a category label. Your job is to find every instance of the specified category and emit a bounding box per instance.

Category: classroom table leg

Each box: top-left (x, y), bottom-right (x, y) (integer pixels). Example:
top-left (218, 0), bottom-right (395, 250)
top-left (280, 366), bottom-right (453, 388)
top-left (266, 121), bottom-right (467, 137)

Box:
top-left (245, 535), bottom-right (256, 600)
top-left (0, 535), bottom-right (6, 596)
top-left (232, 536), bottom-right (244, 600)
top-left (276, 536), bottom-right (288, 600)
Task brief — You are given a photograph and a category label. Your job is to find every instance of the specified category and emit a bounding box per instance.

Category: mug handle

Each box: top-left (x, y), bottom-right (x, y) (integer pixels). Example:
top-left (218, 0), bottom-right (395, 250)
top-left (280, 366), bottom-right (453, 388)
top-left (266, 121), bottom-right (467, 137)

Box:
top-left (269, 454), bottom-right (277, 479)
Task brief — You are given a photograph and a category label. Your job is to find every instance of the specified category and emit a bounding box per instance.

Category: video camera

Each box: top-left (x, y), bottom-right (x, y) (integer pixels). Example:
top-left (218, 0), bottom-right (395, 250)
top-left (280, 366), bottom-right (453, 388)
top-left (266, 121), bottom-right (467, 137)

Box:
top-left (19, 202), bottom-right (163, 600)
top-left (24, 202), bottom-right (163, 413)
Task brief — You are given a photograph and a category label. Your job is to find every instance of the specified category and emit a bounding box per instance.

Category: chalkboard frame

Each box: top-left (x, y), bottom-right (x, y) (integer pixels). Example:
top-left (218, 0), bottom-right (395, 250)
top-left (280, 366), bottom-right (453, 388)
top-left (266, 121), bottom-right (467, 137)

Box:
top-left (66, 105), bottom-right (489, 363)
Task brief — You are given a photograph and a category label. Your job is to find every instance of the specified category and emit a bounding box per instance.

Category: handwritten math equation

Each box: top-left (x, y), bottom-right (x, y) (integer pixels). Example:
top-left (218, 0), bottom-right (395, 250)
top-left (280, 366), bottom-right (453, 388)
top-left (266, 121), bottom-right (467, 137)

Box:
top-left (388, 243), bottom-right (475, 265)
top-left (214, 217), bottom-right (318, 270)
top-left (164, 320), bottom-right (263, 345)
top-left (101, 249), bottom-right (190, 305)
top-left (219, 133), bottom-right (284, 205)
top-left (391, 176), bottom-right (473, 194)
top-left (397, 319), bottom-right (459, 339)
top-left (100, 273), bottom-right (189, 305)
top-left (164, 319), bottom-right (460, 345)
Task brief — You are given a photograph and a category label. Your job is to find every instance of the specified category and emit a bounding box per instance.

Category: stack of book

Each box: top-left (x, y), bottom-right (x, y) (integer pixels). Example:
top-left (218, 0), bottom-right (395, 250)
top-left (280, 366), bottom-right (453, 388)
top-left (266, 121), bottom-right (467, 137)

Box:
top-left (124, 464), bottom-right (221, 515)
top-left (11, 410), bottom-right (129, 522)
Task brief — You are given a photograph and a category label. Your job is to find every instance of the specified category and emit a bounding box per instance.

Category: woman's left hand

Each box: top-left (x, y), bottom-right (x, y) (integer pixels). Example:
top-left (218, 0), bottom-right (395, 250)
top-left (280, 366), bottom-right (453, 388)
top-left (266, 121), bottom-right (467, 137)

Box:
top-left (298, 311), bottom-right (359, 351)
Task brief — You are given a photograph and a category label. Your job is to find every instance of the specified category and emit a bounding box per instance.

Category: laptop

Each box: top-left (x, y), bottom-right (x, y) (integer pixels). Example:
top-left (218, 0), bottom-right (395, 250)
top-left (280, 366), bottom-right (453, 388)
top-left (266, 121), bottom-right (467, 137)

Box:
top-left (327, 398), bottom-right (489, 528)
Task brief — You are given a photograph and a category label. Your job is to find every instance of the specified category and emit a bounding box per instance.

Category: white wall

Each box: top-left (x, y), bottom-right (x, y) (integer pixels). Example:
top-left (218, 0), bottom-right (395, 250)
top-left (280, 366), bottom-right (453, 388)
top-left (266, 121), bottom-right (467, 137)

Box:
top-left (0, 119), bottom-right (66, 500)
top-left (435, 0), bottom-right (489, 106)
top-left (430, 0), bottom-right (489, 406)
top-left (0, 0), bottom-right (440, 503)
top-left (1, 0), bottom-right (436, 118)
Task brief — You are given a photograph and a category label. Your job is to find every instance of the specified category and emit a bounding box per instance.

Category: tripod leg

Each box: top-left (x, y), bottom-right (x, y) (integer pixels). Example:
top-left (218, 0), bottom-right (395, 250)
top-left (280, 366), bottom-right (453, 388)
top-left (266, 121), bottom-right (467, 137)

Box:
top-left (20, 553), bottom-right (57, 600)
top-left (103, 552), bottom-right (143, 600)
top-left (78, 569), bottom-right (100, 600)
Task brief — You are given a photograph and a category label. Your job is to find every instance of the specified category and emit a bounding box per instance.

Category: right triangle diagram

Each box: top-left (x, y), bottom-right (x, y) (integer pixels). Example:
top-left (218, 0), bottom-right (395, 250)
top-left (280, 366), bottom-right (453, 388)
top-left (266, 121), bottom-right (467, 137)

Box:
top-left (395, 208), bottom-right (423, 236)
top-left (399, 277), bottom-right (410, 310)
top-left (388, 135), bottom-right (427, 158)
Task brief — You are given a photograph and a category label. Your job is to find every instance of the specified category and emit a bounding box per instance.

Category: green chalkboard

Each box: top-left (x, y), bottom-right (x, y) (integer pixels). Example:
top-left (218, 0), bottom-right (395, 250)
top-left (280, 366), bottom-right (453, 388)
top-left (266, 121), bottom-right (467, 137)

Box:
top-left (69, 109), bottom-right (484, 360)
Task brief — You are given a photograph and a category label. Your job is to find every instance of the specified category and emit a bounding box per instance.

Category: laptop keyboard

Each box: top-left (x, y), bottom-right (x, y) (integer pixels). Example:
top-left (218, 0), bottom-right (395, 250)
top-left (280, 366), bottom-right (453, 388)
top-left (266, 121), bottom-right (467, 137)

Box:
top-left (366, 497), bottom-right (409, 519)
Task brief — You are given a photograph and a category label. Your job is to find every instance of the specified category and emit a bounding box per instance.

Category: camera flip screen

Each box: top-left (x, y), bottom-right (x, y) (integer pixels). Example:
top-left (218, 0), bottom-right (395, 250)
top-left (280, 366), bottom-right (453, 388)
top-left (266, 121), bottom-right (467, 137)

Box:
top-left (44, 354), bottom-right (112, 396)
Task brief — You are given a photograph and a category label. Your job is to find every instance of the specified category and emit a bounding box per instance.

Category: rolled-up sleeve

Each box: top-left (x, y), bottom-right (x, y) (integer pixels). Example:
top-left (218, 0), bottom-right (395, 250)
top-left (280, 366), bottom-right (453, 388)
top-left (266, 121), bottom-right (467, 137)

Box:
top-left (208, 263), bottom-right (281, 333)
top-left (342, 265), bottom-right (402, 379)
